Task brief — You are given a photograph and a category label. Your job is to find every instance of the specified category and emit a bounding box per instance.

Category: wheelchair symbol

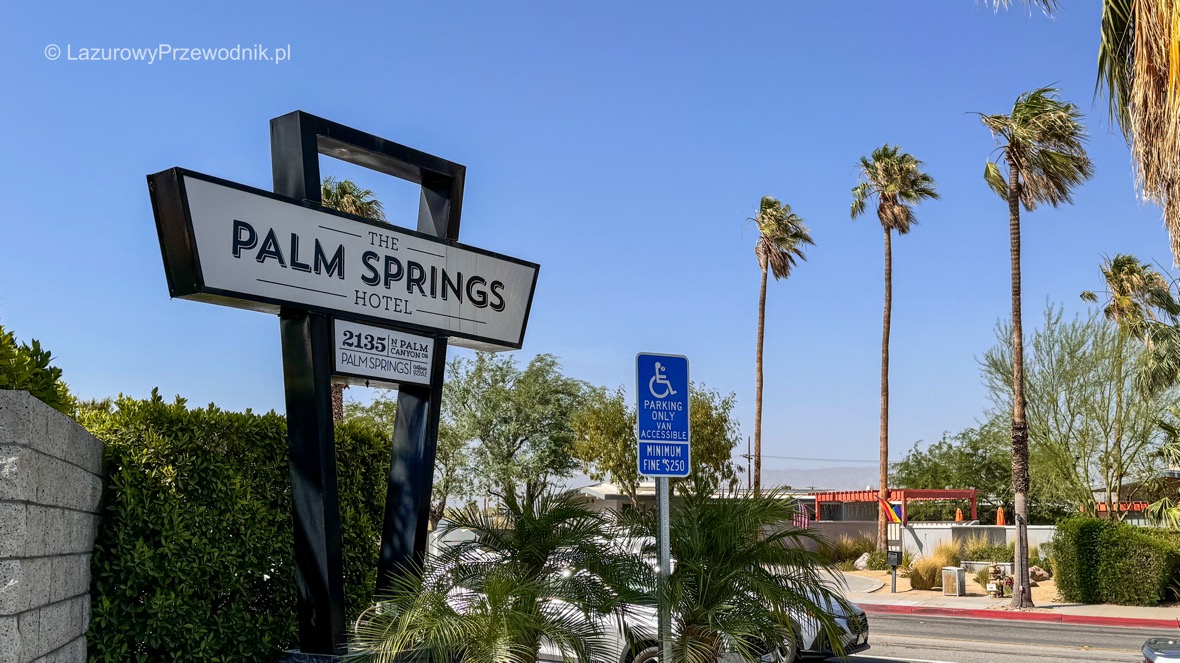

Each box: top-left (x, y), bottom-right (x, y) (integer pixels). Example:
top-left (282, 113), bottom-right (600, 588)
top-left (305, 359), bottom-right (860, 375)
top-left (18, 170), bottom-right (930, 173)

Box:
top-left (648, 362), bottom-right (677, 399)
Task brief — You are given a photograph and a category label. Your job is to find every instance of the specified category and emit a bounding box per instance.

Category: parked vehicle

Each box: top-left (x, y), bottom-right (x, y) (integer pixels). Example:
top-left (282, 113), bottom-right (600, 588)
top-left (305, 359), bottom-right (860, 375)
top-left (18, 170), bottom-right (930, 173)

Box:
top-left (539, 592), bottom-right (869, 663)
top-left (1144, 638), bottom-right (1180, 662)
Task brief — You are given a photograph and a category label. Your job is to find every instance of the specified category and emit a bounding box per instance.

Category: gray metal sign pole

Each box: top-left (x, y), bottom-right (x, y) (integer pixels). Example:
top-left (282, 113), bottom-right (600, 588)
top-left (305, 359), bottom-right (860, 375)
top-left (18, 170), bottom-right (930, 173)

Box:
top-left (656, 476), bottom-right (672, 663)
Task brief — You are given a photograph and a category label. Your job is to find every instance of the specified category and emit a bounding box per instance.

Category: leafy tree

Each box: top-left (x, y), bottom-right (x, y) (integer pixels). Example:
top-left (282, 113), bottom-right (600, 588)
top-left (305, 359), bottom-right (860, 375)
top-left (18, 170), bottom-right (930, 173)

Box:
top-left (850, 144), bottom-right (939, 551)
top-left (891, 422), bottom-right (1012, 523)
top-left (319, 177), bottom-right (388, 421)
top-left (447, 352), bottom-right (586, 507)
top-left (748, 196), bottom-right (813, 493)
top-left (571, 384), bottom-right (742, 504)
top-left (980, 87), bottom-right (1094, 607)
top-left (982, 306), bottom-right (1178, 521)
top-left (344, 388), bottom-right (472, 530)
top-left (0, 323), bottom-right (74, 414)
top-left (1081, 254), bottom-right (1180, 512)
top-left (622, 482), bottom-right (850, 663)
top-left (351, 491), bottom-right (649, 663)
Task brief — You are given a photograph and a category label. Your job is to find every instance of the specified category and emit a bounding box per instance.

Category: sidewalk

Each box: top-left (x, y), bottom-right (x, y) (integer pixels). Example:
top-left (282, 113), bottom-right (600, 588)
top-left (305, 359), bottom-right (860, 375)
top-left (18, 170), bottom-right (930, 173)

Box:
top-left (847, 582), bottom-right (1180, 630)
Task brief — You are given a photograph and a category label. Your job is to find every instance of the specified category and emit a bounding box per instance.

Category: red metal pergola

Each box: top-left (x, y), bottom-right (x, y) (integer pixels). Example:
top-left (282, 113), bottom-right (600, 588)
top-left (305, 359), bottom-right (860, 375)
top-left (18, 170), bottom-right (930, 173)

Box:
top-left (812, 489), bottom-right (978, 525)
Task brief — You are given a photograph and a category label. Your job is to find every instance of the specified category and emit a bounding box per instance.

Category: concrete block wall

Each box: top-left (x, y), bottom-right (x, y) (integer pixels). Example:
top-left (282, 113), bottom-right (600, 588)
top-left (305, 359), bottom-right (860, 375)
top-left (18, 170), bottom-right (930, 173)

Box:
top-left (0, 392), bottom-right (103, 663)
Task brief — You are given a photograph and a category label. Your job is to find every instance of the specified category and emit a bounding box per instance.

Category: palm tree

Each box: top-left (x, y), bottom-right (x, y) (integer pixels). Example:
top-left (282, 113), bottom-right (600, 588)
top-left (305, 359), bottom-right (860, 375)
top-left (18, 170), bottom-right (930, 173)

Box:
top-left (749, 197), bottom-right (813, 493)
top-left (981, 87), bottom-right (1094, 608)
top-left (850, 145), bottom-right (939, 551)
top-left (622, 482), bottom-right (851, 663)
top-left (1082, 255), bottom-right (1180, 517)
top-left (1096, 0), bottom-right (1180, 264)
top-left (319, 177), bottom-right (387, 421)
top-left (351, 491), bottom-right (649, 663)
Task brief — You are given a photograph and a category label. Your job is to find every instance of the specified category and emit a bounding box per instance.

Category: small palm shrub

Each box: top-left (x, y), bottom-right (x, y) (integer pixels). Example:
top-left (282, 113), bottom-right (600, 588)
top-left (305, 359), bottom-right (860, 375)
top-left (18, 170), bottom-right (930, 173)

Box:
top-left (628, 483), bottom-right (854, 663)
top-left (352, 491), bottom-right (650, 663)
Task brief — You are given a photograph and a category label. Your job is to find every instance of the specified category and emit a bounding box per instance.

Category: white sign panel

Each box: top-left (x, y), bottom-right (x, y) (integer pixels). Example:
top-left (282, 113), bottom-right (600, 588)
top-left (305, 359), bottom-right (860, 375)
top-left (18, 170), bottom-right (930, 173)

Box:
top-left (149, 169), bottom-right (539, 351)
top-left (334, 319), bottom-right (433, 387)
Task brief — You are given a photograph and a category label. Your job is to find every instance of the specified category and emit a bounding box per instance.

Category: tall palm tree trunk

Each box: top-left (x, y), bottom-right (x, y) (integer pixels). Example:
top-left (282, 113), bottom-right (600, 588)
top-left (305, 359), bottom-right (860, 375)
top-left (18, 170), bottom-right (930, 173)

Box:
top-left (754, 261), bottom-right (768, 493)
top-left (1110, 329), bottom-right (1126, 519)
top-left (331, 383), bottom-right (345, 422)
top-left (1007, 157), bottom-right (1034, 608)
top-left (878, 228), bottom-right (892, 551)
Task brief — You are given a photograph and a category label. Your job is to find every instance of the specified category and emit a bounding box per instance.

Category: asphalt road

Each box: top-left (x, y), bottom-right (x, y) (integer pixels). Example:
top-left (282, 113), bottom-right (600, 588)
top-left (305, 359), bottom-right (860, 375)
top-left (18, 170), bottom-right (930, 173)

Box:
top-left (819, 613), bottom-right (1176, 662)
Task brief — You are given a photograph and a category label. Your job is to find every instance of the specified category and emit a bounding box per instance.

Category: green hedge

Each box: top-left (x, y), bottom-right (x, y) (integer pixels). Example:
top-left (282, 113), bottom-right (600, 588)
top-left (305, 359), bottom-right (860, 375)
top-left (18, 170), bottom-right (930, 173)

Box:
top-left (79, 391), bottom-right (391, 662)
top-left (0, 323), bottom-right (73, 414)
top-left (1053, 517), bottom-right (1180, 606)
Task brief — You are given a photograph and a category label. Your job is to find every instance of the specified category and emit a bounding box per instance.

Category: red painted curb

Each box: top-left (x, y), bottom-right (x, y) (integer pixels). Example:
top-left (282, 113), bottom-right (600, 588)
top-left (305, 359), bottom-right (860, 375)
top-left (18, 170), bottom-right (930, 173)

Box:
top-left (860, 603), bottom-right (1180, 630)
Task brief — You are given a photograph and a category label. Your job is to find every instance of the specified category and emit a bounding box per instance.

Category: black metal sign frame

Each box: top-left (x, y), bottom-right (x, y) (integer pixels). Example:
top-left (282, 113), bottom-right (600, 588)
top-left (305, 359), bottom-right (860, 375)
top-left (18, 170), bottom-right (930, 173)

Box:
top-left (268, 110), bottom-right (466, 656)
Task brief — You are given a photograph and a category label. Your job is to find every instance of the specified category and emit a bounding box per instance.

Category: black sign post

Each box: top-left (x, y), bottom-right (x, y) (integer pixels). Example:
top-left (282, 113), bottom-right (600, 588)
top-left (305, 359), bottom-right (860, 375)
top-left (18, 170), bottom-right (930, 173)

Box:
top-left (148, 111), bottom-right (538, 659)
top-left (271, 111), bottom-right (465, 656)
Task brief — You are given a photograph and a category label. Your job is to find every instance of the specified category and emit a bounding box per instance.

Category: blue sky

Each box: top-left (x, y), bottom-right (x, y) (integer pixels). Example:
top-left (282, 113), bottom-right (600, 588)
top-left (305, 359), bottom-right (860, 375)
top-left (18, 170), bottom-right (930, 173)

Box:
top-left (0, 1), bottom-right (1168, 474)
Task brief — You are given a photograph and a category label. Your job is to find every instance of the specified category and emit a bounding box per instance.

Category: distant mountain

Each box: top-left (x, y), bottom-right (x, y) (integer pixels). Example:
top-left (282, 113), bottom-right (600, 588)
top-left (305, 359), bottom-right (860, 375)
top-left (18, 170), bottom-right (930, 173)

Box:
top-left (759, 466), bottom-right (879, 492)
top-left (559, 466), bottom-right (880, 493)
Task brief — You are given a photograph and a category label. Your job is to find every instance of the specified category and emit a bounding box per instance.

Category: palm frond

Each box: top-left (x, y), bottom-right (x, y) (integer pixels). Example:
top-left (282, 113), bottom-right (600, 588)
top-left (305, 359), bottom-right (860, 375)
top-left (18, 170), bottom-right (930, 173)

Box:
top-left (980, 87), bottom-right (1093, 210)
top-left (991, 0), bottom-right (1058, 15)
top-left (751, 196), bottom-right (813, 281)
top-left (984, 161), bottom-right (1009, 199)
top-left (321, 176), bottom-right (388, 222)
top-left (851, 144), bottom-right (939, 234)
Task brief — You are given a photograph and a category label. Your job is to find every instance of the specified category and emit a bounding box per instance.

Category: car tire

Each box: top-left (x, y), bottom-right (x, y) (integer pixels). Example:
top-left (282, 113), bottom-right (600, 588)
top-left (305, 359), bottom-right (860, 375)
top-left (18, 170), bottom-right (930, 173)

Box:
top-left (779, 633), bottom-right (800, 663)
top-left (631, 645), bottom-right (661, 663)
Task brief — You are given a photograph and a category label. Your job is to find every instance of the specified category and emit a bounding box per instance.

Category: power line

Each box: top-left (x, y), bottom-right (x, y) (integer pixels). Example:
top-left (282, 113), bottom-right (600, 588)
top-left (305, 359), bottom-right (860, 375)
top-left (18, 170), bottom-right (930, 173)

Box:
top-left (749, 454), bottom-right (883, 464)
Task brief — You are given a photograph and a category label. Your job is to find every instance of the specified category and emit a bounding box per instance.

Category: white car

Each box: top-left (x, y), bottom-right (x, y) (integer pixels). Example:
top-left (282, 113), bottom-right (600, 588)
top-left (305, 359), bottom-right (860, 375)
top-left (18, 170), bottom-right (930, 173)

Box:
top-left (540, 594), bottom-right (869, 663)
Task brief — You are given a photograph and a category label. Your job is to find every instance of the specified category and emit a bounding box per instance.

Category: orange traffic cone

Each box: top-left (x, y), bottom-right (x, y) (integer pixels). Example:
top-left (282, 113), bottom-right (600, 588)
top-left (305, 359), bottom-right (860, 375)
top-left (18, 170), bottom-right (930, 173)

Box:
top-left (996, 507), bottom-right (1006, 526)
top-left (955, 508), bottom-right (964, 522)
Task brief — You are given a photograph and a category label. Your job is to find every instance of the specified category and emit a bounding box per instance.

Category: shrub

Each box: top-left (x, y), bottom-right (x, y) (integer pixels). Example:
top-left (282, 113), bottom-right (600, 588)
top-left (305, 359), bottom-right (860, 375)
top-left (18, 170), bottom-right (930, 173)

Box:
top-left (906, 542), bottom-right (961, 591)
top-left (933, 540), bottom-right (962, 567)
top-left (866, 549), bottom-right (889, 571)
top-left (0, 323), bottom-right (73, 414)
top-left (1052, 517), bottom-right (1110, 604)
top-left (962, 533), bottom-right (1011, 562)
top-left (1054, 517), bottom-right (1180, 606)
top-left (836, 559), bottom-right (859, 572)
top-left (825, 533), bottom-right (876, 562)
top-left (974, 567), bottom-right (990, 589)
top-left (907, 557), bottom-right (941, 590)
top-left (1096, 524), bottom-right (1180, 606)
top-left (80, 392), bottom-right (391, 662)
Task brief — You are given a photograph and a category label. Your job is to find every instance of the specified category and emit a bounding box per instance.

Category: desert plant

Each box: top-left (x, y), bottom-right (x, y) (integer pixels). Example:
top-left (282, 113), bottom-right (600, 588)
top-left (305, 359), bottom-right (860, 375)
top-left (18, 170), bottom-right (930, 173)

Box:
top-left (625, 483), bottom-right (853, 663)
top-left (963, 534), bottom-right (1012, 563)
top-left (974, 567), bottom-right (991, 590)
top-left (352, 490), bottom-right (647, 663)
top-left (907, 557), bottom-right (942, 591)
top-left (905, 542), bottom-right (962, 591)
top-left (826, 534), bottom-right (876, 563)
top-left (836, 560), bottom-right (859, 572)
top-left (866, 550), bottom-right (890, 571)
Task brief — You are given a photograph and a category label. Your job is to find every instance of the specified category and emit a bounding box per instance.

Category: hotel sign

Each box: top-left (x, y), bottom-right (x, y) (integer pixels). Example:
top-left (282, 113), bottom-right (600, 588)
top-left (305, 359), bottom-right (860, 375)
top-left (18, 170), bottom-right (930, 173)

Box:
top-left (148, 168), bottom-right (539, 351)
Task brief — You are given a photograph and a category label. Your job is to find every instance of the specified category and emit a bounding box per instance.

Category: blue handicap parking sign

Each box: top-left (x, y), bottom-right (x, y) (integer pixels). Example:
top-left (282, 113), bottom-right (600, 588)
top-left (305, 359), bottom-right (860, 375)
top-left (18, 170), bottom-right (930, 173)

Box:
top-left (636, 353), bottom-right (690, 478)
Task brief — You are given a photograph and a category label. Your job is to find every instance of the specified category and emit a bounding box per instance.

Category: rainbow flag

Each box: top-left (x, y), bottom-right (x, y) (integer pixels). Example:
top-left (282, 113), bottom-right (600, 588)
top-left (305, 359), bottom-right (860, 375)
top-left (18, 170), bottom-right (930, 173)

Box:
top-left (879, 498), bottom-right (902, 524)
